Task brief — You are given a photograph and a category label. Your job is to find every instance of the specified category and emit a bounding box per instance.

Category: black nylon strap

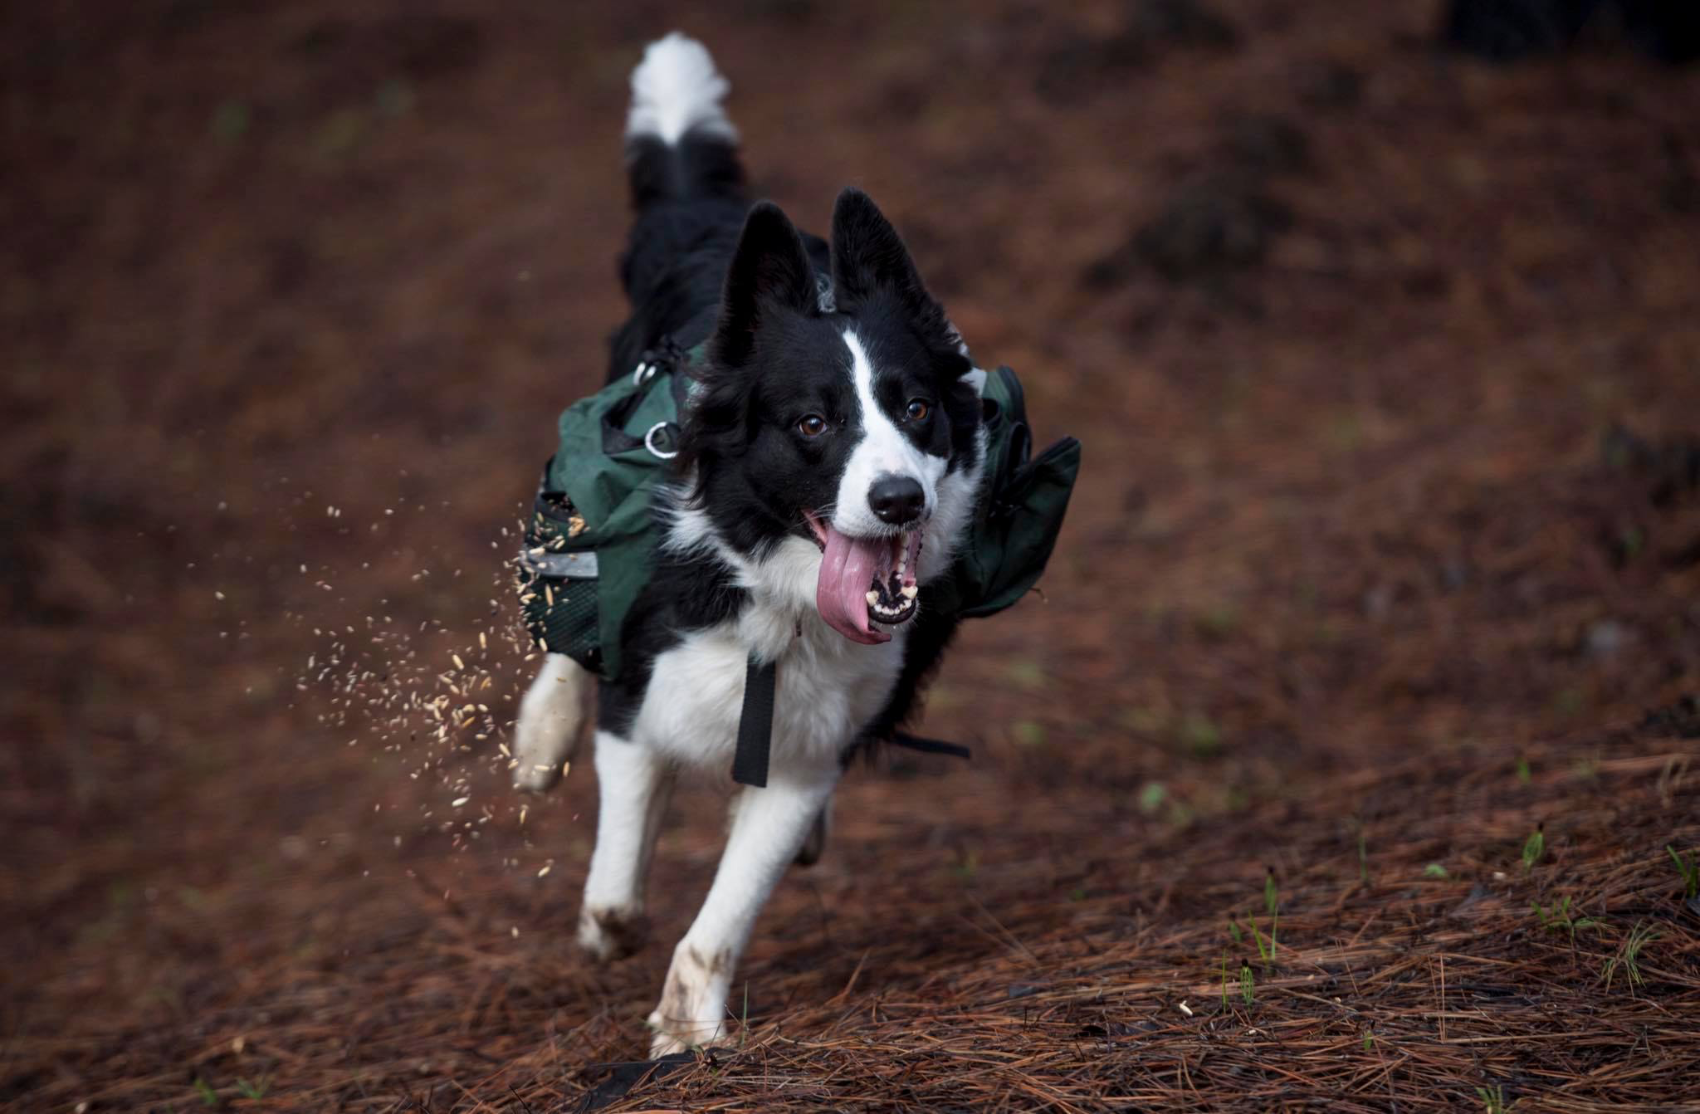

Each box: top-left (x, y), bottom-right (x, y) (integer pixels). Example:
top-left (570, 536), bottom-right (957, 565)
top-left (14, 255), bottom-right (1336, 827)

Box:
top-left (731, 656), bottom-right (777, 787)
top-left (888, 731), bottom-right (972, 760)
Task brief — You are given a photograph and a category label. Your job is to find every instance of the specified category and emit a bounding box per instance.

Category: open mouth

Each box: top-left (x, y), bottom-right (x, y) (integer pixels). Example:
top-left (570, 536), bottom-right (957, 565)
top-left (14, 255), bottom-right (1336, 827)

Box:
top-left (805, 512), bottom-right (923, 645)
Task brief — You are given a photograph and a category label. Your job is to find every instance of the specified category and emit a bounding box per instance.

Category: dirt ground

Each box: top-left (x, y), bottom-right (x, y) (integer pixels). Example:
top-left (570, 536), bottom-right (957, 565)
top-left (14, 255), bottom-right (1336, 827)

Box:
top-left (4, 1), bottom-right (1700, 1110)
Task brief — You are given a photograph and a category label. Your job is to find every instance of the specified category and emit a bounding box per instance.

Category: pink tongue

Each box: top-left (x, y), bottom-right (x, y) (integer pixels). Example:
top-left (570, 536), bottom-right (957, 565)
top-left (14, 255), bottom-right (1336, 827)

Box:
top-left (816, 525), bottom-right (891, 645)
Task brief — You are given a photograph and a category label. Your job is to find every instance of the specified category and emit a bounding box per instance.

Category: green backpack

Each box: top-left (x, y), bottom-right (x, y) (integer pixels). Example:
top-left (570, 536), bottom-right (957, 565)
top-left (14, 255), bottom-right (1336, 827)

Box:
top-left (517, 344), bottom-right (1080, 688)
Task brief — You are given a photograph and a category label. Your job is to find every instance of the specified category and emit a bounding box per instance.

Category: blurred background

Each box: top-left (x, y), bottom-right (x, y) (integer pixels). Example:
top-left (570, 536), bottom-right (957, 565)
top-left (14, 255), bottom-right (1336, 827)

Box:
top-left (4, 1), bottom-right (1698, 1110)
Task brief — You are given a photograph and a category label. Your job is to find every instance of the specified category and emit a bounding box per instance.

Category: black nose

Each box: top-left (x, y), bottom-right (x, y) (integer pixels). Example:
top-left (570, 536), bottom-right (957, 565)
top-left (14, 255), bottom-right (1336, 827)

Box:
top-left (868, 475), bottom-right (925, 525)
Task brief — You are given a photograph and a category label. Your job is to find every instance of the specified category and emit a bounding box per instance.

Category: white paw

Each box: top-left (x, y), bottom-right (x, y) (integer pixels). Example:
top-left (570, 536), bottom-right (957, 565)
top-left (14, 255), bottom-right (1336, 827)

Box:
top-left (578, 904), bottom-right (648, 962)
top-left (512, 654), bottom-right (589, 793)
top-left (646, 943), bottom-right (733, 1055)
top-left (647, 1011), bottom-right (730, 1059)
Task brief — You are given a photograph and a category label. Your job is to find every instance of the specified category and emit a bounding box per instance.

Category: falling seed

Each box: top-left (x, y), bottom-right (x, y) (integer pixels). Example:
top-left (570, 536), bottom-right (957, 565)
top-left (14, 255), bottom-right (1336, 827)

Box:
top-left (1178, 1000), bottom-right (1193, 1017)
top-left (479, 632), bottom-right (488, 650)
top-left (452, 797), bottom-right (469, 807)
top-left (452, 653), bottom-right (465, 671)
top-left (511, 926), bottom-right (519, 938)
top-left (215, 590), bottom-right (225, 600)
top-left (537, 864), bottom-right (551, 878)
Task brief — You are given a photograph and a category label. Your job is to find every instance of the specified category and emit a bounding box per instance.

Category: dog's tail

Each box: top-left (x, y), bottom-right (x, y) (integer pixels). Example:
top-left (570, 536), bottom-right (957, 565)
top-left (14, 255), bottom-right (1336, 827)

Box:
top-left (624, 33), bottom-right (745, 210)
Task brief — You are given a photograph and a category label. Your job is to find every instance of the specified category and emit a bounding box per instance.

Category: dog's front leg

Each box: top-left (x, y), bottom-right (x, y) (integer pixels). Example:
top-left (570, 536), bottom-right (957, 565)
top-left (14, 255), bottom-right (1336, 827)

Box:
top-left (648, 767), bottom-right (838, 1056)
top-left (579, 731), bottom-right (675, 961)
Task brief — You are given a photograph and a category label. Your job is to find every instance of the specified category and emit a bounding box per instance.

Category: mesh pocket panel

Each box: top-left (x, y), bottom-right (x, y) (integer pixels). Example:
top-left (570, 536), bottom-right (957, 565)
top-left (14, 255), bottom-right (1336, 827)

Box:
top-left (519, 568), bottom-right (602, 673)
top-left (517, 485), bottom-right (604, 674)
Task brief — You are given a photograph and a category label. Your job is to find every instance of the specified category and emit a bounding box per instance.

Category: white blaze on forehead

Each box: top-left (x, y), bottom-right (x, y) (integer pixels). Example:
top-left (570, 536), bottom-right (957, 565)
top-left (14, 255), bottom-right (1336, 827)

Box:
top-left (832, 329), bottom-right (949, 538)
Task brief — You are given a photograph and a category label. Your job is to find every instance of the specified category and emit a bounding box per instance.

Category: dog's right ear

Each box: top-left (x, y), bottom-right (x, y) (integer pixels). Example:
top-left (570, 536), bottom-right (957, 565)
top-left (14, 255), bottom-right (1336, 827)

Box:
top-left (710, 202), bottom-right (817, 367)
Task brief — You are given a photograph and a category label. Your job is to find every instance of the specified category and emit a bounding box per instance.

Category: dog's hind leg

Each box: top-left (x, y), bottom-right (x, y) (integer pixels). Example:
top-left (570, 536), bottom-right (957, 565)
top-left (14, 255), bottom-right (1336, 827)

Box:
top-left (649, 767), bottom-right (838, 1055)
top-left (513, 653), bottom-right (592, 793)
top-left (579, 731), bottom-right (676, 962)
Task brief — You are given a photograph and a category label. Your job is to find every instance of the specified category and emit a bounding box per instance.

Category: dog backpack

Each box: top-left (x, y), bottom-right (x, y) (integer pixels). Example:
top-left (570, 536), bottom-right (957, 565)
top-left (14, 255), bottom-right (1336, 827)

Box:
top-left (515, 342), bottom-right (1081, 767)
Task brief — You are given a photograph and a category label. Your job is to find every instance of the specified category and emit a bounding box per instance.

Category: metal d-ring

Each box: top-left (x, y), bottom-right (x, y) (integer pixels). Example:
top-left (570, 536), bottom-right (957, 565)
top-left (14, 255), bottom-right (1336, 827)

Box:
top-left (644, 421), bottom-right (679, 460)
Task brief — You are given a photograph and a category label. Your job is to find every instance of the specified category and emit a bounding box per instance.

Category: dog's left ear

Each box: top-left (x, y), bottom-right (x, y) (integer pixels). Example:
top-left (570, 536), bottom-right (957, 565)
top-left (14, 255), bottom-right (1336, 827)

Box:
top-left (830, 189), bottom-right (957, 350)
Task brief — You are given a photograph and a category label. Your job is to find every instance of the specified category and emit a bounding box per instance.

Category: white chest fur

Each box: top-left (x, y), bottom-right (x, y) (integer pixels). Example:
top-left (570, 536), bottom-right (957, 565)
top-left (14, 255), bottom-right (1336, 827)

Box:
top-left (632, 604), bottom-right (907, 775)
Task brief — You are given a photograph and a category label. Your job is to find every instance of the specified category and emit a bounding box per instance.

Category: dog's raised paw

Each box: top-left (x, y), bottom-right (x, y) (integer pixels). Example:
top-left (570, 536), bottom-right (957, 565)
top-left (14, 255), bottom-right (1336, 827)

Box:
top-left (512, 654), bottom-right (590, 793)
top-left (578, 905), bottom-right (650, 962)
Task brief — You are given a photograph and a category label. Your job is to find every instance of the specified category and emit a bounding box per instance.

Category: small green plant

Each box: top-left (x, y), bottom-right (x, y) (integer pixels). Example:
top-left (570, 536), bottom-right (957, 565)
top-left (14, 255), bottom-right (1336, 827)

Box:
top-left (1668, 845), bottom-right (1698, 900)
top-left (1358, 831), bottom-right (1369, 884)
top-left (192, 1077), bottom-right (219, 1108)
top-left (1263, 869), bottom-right (1279, 961)
top-left (1530, 896), bottom-right (1597, 941)
top-left (1521, 825), bottom-right (1545, 873)
top-left (1514, 757), bottom-right (1531, 785)
top-left (234, 1077), bottom-right (269, 1101)
top-left (1137, 781), bottom-right (1167, 815)
top-left (1245, 914), bottom-right (1271, 966)
top-left (1219, 954), bottom-right (1230, 1009)
top-left (1475, 1083), bottom-right (1508, 1113)
top-left (1010, 720), bottom-right (1046, 747)
top-left (1239, 962), bottom-right (1255, 1006)
top-left (1362, 1028), bottom-right (1374, 1052)
top-left (1228, 917), bottom-right (1243, 944)
top-left (1601, 920), bottom-right (1660, 992)
top-left (210, 101), bottom-right (250, 144)
top-left (1423, 863), bottom-right (1450, 879)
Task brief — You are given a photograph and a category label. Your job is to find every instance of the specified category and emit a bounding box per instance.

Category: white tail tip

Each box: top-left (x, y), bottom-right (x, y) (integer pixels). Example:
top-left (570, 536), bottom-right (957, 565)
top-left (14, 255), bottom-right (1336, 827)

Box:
top-left (626, 32), bottom-right (737, 146)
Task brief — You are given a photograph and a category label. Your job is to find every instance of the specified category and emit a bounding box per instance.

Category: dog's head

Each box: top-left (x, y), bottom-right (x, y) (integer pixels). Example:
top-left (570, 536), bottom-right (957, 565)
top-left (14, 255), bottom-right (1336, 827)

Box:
top-left (677, 189), bottom-right (986, 645)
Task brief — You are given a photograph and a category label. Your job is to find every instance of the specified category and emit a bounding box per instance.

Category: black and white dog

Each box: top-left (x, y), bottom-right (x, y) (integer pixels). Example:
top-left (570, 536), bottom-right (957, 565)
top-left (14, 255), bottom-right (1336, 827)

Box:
top-left (513, 33), bottom-right (988, 1056)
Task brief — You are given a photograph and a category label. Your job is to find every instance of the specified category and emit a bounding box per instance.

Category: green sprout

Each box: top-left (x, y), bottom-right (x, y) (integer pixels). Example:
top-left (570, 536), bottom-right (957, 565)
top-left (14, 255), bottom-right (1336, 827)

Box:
top-left (1263, 869), bottom-right (1279, 961)
top-left (1521, 825), bottom-right (1545, 873)
top-left (1601, 920), bottom-right (1660, 993)
top-left (1668, 845), bottom-right (1698, 900)
top-left (1530, 896), bottom-right (1597, 942)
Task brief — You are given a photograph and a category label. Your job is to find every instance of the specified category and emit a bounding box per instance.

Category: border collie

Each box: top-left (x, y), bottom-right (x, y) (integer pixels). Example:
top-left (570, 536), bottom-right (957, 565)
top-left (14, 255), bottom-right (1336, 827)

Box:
top-left (512, 32), bottom-right (987, 1056)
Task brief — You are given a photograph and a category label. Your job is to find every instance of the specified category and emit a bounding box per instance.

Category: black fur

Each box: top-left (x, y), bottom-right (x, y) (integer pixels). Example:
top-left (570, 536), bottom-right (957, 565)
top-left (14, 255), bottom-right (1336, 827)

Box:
top-left (597, 122), bottom-right (978, 751)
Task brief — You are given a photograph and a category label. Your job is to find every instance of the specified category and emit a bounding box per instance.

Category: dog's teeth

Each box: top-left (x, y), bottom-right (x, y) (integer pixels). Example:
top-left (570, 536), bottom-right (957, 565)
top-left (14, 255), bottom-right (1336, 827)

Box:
top-left (866, 591), bottom-right (880, 606)
top-left (901, 584), bottom-right (918, 599)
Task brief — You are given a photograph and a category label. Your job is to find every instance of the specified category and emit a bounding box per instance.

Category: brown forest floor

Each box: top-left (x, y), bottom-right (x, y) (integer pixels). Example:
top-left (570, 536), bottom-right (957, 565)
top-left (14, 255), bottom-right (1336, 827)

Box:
top-left (4, 1), bottom-right (1700, 1111)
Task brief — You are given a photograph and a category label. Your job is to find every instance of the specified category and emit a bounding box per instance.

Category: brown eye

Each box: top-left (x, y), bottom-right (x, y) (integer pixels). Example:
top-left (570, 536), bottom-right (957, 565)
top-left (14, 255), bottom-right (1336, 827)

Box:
top-left (797, 414), bottom-right (827, 438)
top-left (906, 398), bottom-right (931, 422)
